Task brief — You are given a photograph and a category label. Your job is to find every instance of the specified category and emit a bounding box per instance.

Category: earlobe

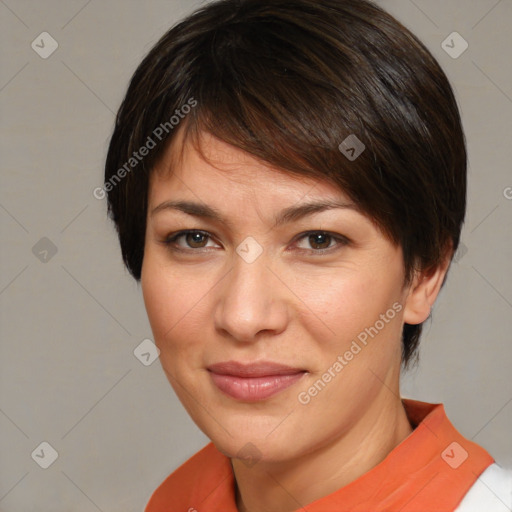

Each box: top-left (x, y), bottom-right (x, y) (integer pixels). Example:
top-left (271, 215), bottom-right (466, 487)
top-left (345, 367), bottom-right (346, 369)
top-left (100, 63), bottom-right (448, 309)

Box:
top-left (402, 248), bottom-right (453, 325)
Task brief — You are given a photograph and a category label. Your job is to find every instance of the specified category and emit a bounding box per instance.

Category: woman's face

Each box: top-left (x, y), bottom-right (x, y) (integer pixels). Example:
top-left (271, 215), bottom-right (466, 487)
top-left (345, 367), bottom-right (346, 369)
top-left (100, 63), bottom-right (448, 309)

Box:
top-left (141, 131), bottom-right (413, 462)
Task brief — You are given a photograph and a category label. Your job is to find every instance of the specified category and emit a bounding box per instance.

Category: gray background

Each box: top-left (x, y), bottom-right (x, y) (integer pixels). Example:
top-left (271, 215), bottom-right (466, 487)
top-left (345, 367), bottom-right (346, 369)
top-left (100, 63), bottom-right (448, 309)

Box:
top-left (0, 0), bottom-right (511, 511)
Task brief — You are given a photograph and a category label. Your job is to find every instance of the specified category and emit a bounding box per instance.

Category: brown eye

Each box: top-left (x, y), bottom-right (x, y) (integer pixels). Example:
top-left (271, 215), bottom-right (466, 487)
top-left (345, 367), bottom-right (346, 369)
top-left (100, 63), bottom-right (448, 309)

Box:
top-left (163, 230), bottom-right (217, 251)
top-left (184, 232), bottom-right (209, 248)
top-left (308, 233), bottom-right (333, 250)
top-left (294, 231), bottom-right (349, 254)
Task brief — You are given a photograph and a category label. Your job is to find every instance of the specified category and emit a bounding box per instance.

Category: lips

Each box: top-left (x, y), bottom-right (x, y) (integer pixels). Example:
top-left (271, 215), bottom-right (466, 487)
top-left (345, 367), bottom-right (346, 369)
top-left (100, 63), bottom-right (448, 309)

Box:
top-left (207, 361), bottom-right (307, 402)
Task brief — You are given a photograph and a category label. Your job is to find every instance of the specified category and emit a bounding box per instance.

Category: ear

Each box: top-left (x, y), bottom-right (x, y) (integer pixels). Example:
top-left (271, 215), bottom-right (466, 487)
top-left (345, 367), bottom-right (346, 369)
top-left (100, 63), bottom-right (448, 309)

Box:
top-left (402, 242), bottom-right (453, 325)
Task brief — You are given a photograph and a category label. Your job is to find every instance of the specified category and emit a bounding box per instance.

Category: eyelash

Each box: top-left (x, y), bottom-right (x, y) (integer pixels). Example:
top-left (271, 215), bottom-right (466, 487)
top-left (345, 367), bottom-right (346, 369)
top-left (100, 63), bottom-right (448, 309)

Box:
top-left (161, 230), bottom-right (349, 255)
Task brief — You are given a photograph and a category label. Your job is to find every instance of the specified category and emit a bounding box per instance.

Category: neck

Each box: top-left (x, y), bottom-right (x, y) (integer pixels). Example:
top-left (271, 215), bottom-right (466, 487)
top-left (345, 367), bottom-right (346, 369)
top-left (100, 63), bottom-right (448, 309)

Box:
top-left (232, 393), bottom-right (413, 512)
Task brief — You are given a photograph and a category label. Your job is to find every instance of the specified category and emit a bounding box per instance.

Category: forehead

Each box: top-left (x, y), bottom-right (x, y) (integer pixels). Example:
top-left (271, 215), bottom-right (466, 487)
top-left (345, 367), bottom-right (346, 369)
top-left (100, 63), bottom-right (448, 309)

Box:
top-left (149, 129), bottom-right (351, 205)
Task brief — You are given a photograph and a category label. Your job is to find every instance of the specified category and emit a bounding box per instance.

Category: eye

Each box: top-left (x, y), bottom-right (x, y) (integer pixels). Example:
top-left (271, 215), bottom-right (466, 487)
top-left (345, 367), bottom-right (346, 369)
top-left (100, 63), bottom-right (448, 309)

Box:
top-left (293, 231), bottom-right (349, 254)
top-left (162, 229), bottom-right (349, 255)
top-left (163, 230), bottom-right (219, 251)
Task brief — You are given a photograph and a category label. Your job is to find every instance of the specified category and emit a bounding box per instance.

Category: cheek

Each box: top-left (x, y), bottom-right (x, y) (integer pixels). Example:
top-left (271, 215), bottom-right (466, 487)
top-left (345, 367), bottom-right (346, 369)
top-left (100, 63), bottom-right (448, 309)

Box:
top-left (140, 254), bottom-right (214, 361)
top-left (294, 265), bottom-right (405, 382)
top-left (295, 268), bottom-right (394, 338)
top-left (141, 261), bottom-right (173, 338)
top-left (141, 254), bottom-right (182, 348)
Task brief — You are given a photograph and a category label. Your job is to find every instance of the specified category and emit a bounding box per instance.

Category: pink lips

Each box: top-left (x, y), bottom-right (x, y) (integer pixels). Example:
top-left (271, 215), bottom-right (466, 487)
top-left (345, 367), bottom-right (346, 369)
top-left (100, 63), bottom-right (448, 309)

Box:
top-left (208, 361), bottom-right (307, 402)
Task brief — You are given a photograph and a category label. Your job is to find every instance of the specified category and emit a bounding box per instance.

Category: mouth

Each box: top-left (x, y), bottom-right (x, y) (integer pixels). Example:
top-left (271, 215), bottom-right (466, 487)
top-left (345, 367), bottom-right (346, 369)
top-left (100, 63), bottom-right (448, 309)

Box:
top-left (207, 361), bottom-right (308, 402)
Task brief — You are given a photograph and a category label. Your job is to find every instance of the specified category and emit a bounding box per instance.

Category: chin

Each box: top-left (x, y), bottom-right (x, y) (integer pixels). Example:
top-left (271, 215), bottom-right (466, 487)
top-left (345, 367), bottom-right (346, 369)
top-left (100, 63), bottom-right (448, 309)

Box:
top-left (204, 422), bottom-right (303, 464)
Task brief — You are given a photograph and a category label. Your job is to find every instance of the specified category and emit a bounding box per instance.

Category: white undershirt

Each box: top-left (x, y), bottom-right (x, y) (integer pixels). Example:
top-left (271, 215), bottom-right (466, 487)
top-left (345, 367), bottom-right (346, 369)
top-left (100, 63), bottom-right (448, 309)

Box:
top-left (455, 463), bottom-right (512, 511)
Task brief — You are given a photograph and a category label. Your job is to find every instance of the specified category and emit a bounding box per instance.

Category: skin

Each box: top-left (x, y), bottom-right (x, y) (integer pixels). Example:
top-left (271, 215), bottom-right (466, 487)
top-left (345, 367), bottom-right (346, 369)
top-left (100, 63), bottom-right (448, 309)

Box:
top-left (141, 129), bottom-right (451, 512)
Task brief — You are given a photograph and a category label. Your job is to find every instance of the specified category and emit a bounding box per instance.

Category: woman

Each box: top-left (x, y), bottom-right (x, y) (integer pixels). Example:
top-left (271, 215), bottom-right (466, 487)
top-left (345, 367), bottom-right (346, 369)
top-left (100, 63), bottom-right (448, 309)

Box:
top-left (104, 0), bottom-right (511, 510)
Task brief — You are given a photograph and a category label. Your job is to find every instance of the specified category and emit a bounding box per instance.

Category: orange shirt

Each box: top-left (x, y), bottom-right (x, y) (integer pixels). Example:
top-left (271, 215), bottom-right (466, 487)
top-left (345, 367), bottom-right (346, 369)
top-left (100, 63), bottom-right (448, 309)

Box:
top-left (145, 399), bottom-right (494, 511)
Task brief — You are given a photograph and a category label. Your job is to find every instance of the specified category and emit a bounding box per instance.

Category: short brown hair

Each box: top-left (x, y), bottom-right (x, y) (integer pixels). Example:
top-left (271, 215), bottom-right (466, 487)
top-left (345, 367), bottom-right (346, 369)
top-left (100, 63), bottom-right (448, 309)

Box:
top-left (104, 0), bottom-right (467, 368)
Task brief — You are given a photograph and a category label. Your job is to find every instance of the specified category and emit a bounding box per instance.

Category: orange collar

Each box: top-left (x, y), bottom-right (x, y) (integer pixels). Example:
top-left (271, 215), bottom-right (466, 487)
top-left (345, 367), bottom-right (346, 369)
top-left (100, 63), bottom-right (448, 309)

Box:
top-left (145, 399), bottom-right (494, 512)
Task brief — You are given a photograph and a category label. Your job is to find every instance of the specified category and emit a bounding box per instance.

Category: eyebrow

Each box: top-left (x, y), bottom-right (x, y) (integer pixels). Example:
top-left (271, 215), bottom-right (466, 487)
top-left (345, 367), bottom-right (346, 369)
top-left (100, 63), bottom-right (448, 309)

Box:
top-left (150, 199), bottom-right (358, 229)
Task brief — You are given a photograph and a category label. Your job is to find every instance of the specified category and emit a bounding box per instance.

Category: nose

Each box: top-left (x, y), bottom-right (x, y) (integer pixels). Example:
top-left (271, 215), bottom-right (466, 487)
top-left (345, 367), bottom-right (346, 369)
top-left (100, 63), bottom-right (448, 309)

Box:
top-left (213, 252), bottom-right (289, 344)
